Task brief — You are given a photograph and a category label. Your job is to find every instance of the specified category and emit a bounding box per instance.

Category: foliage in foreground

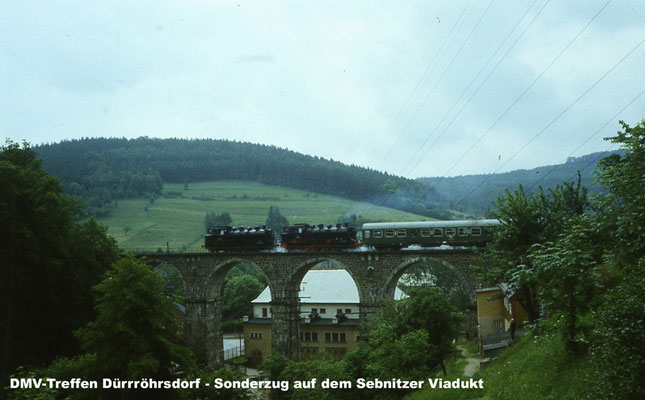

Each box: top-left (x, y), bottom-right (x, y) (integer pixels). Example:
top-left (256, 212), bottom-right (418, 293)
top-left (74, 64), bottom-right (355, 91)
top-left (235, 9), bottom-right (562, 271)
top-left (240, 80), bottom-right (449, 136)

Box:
top-left (260, 287), bottom-right (462, 400)
top-left (0, 140), bottom-right (120, 388)
top-left (480, 120), bottom-right (645, 399)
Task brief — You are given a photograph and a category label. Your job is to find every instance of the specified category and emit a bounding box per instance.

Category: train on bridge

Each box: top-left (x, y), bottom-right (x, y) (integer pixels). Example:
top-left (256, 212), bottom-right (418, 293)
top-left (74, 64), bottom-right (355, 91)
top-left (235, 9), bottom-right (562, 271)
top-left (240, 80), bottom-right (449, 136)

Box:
top-left (204, 219), bottom-right (500, 252)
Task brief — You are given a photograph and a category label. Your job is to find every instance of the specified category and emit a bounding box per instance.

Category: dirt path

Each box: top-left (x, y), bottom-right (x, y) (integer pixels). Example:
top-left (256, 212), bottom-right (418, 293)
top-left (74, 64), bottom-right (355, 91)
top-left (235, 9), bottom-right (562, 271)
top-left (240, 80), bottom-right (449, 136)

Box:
top-left (456, 344), bottom-right (480, 377)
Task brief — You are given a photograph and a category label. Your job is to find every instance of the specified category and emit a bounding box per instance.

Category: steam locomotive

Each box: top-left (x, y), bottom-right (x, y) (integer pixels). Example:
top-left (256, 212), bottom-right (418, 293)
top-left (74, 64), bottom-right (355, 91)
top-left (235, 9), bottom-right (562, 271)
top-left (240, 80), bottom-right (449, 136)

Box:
top-left (204, 219), bottom-right (499, 252)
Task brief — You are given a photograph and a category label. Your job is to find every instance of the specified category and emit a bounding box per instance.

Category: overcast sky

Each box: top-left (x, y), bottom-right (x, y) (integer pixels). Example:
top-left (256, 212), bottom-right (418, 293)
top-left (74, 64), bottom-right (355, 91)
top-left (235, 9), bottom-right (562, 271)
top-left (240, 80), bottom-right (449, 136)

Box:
top-left (2, 0), bottom-right (644, 178)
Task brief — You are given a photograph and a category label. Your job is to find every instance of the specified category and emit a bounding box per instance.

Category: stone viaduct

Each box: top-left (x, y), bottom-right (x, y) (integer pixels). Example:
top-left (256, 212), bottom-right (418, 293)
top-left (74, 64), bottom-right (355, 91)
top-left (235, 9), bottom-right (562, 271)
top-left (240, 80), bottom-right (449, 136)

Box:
top-left (139, 248), bottom-right (485, 367)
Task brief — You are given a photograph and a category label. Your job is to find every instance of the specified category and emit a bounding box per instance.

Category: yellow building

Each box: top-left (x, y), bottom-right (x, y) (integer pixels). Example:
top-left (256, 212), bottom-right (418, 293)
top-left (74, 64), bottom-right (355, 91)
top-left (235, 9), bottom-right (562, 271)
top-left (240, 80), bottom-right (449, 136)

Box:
top-left (476, 284), bottom-right (529, 354)
top-left (244, 269), bottom-right (398, 367)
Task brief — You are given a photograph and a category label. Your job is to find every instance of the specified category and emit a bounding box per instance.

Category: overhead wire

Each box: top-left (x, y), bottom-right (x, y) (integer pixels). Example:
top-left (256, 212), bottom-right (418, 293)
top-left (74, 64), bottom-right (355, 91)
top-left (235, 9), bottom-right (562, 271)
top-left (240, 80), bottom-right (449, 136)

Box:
top-left (378, 0), bottom-right (495, 166)
top-left (402, 0), bottom-right (614, 213)
top-left (454, 34), bottom-right (645, 207)
top-left (398, 0), bottom-right (547, 177)
top-left (360, 0), bottom-right (547, 220)
top-left (367, 0), bottom-right (474, 164)
top-left (527, 87), bottom-right (645, 190)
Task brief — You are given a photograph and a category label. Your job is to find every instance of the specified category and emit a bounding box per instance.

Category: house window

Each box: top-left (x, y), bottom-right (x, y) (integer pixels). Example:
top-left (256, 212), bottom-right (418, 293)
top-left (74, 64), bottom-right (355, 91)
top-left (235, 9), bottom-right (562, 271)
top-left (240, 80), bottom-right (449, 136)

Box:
top-left (325, 332), bottom-right (346, 343)
top-left (262, 308), bottom-right (268, 317)
top-left (432, 228), bottom-right (443, 236)
top-left (250, 332), bottom-right (263, 339)
top-left (493, 320), bottom-right (503, 333)
top-left (311, 308), bottom-right (318, 314)
top-left (421, 229), bottom-right (430, 237)
top-left (345, 308), bottom-right (352, 314)
top-left (445, 228), bottom-right (456, 236)
top-left (385, 229), bottom-right (395, 238)
top-left (320, 308), bottom-right (326, 314)
top-left (373, 230), bottom-right (383, 238)
top-left (337, 308), bottom-right (343, 315)
top-left (458, 227), bottom-right (468, 236)
top-left (396, 229), bottom-right (406, 237)
top-left (471, 227), bottom-right (482, 236)
top-left (301, 331), bottom-right (318, 342)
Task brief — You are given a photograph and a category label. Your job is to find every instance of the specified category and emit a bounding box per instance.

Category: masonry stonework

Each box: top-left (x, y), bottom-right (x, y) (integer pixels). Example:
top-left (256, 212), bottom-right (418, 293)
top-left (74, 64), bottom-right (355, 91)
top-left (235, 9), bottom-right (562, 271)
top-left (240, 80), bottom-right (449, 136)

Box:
top-left (140, 249), bottom-right (485, 367)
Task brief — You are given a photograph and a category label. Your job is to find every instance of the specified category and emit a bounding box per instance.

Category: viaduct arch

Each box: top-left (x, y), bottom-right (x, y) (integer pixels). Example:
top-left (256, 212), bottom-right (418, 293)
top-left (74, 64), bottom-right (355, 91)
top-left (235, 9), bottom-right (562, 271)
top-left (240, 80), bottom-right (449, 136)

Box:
top-left (140, 248), bottom-right (484, 367)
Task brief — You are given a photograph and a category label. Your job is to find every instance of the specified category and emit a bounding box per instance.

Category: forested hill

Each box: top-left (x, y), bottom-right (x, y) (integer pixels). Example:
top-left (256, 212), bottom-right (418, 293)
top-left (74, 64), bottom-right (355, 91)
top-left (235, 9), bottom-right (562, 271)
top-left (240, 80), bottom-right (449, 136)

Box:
top-left (417, 150), bottom-right (618, 214)
top-left (35, 137), bottom-right (435, 217)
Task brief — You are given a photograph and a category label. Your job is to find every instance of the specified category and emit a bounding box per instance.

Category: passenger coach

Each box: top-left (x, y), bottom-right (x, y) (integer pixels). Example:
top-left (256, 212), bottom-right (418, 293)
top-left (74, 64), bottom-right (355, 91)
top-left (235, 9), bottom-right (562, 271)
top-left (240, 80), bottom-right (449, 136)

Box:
top-left (361, 219), bottom-right (500, 249)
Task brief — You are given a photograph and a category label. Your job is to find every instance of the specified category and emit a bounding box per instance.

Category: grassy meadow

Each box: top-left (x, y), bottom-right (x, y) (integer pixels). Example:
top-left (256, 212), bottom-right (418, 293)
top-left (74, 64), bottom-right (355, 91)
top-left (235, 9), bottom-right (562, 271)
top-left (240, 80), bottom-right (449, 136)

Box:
top-left (97, 180), bottom-right (432, 251)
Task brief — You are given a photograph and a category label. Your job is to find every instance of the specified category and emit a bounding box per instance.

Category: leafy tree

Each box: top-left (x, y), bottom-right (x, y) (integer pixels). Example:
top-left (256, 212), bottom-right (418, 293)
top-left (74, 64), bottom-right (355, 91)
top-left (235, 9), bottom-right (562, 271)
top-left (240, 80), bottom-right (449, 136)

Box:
top-left (265, 206), bottom-right (289, 233)
top-left (0, 140), bottom-right (118, 386)
top-left (481, 179), bottom-right (588, 322)
top-left (593, 120), bottom-right (645, 266)
top-left (350, 287), bottom-right (461, 387)
top-left (529, 220), bottom-right (601, 353)
top-left (584, 120), bottom-right (645, 399)
top-left (204, 211), bottom-right (233, 230)
top-left (222, 274), bottom-right (264, 320)
top-left (587, 260), bottom-right (645, 400)
top-left (74, 255), bottom-right (194, 399)
top-left (397, 260), bottom-right (471, 311)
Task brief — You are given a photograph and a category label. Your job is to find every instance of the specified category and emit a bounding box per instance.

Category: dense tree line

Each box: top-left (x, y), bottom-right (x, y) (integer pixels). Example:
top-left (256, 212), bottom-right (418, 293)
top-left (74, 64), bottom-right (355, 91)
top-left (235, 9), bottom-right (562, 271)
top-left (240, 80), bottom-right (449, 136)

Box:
top-left (418, 150), bottom-right (617, 216)
top-left (34, 138), bottom-right (430, 218)
top-left (2, 141), bottom-right (249, 400)
top-left (0, 141), bottom-right (121, 389)
top-left (479, 120), bottom-right (645, 399)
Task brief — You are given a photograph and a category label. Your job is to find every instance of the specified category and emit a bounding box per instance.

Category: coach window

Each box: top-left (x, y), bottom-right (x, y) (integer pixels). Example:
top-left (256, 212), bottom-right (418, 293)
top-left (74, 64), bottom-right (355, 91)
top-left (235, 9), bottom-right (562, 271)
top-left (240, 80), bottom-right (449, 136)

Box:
top-left (421, 229), bottom-right (430, 237)
top-left (385, 229), bottom-right (395, 238)
top-left (445, 228), bottom-right (456, 236)
top-left (432, 228), bottom-right (443, 236)
top-left (396, 229), bottom-right (406, 237)
top-left (364, 230), bottom-right (371, 239)
top-left (458, 227), bottom-right (468, 236)
top-left (374, 230), bottom-right (383, 238)
top-left (471, 227), bottom-right (482, 236)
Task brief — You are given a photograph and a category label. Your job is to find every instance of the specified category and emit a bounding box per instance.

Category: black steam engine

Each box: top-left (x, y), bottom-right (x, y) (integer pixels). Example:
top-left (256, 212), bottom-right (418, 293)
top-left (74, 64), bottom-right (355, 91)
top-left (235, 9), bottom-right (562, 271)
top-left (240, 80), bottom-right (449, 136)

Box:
top-left (204, 223), bottom-right (357, 252)
top-left (280, 223), bottom-right (358, 250)
top-left (205, 226), bottom-right (275, 252)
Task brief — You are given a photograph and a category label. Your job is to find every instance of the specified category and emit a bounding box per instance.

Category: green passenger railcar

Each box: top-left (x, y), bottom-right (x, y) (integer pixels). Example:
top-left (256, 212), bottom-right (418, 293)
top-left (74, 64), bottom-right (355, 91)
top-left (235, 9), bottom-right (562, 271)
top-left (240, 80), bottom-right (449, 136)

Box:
top-left (361, 220), bottom-right (499, 249)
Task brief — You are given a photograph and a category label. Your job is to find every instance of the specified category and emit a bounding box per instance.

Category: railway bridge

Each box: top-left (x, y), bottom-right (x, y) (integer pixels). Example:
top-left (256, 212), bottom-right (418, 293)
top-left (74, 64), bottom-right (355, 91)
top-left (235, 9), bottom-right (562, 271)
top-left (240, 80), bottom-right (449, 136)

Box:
top-left (138, 248), bottom-right (486, 367)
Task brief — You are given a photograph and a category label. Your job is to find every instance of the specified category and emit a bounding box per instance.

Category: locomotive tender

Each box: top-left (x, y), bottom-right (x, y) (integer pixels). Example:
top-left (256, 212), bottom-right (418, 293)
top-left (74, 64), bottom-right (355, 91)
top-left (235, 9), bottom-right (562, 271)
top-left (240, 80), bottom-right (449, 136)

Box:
top-left (204, 219), bottom-right (500, 252)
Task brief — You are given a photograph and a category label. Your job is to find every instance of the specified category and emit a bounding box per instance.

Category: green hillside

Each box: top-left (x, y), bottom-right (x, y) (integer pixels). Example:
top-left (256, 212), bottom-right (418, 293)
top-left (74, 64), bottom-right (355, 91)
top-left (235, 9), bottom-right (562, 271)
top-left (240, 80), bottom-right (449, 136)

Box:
top-left (99, 180), bottom-right (432, 251)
